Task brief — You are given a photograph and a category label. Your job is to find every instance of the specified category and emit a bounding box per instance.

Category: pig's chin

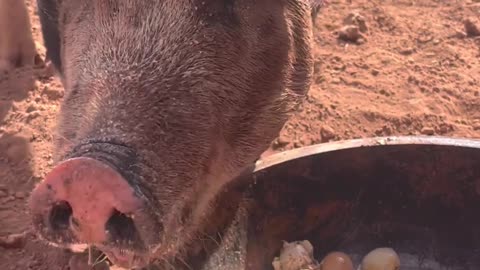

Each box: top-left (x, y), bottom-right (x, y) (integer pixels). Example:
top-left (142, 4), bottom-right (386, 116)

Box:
top-left (99, 246), bottom-right (150, 269)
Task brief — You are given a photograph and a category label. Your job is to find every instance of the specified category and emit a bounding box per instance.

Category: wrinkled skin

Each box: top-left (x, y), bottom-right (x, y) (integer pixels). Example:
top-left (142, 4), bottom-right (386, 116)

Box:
top-left (0, 0), bottom-right (324, 268)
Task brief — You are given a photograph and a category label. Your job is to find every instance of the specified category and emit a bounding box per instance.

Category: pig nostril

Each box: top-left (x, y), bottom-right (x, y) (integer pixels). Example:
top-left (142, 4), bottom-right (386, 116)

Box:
top-left (49, 201), bottom-right (73, 231)
top-left (106, 209), bottom-right (137, 242)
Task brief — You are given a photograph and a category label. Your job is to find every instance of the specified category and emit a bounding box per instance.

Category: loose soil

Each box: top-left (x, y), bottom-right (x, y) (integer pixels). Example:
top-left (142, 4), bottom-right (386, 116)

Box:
top-left (1, 0), bottom-right (479, 269)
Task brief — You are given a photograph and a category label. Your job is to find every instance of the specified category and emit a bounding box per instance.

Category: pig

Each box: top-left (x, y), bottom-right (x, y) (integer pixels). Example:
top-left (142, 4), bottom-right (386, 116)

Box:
top-left (0, 0), bottom-right (37, 72)
top-left (24, 0), bottom-right (324, 268)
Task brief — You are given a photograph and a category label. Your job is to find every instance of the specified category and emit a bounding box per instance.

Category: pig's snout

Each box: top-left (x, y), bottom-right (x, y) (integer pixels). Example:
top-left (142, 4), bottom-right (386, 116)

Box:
top-left (29, 157), bottom-right (146, 245)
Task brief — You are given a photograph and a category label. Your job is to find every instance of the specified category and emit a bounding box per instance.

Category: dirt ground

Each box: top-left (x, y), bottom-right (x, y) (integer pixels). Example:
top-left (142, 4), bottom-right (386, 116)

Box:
top-left (1, 0), bottom-right (479, 269)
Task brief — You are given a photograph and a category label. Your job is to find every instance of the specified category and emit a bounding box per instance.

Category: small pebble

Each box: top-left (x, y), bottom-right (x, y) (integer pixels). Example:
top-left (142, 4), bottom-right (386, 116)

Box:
top-left (0, 232), bottom-right (28, 249)
top-left (420, 127), bottom-right (435, 135)
top-left (473, 122), bottom-right (480, 131)
top-left (320, 252), bottom-right (354, 270)
top-left (331, 77), bottom-right (341, 84)
top-left (321, 125), bottom-right (337, 142)
top-left (42, 86), bottom-right (64, 100)
top-left (464, 18), bottom-right (480, 37)
top-left (26, 104), bottom-right (37, 113)
top-left (276, 133), bottom-right (291, 146)
top-left (360, 247), bottom-right (400, 270)
top-left (27, 111), bottom-right (41, 122)
top-left (343, 11), bottom-right (368, 32)
top-left (338, 25), bottom-right (364, 43)
top-left (400, 47), bottom-right (414, 55)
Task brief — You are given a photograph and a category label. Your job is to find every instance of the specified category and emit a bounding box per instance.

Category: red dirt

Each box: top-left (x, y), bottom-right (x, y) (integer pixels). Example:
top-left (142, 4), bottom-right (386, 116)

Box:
top-left (1, 0), bottom-right (479, 269)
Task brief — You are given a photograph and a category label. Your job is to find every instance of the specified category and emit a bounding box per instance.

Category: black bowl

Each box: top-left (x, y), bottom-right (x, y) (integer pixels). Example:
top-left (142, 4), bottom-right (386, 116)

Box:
top-left (181, 136), bottom-right (480, 270)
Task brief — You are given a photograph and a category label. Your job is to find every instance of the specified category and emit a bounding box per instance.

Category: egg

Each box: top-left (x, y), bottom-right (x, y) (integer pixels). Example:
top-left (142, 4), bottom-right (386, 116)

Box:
top-left (360, 247), bottom-right (400, 270)
top-left (320, 251), bottom-right (354, 270)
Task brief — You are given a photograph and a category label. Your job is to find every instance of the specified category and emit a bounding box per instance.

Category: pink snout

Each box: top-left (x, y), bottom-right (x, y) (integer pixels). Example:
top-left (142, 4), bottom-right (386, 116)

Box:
top-left (29, 157), bottom-right (144, 244)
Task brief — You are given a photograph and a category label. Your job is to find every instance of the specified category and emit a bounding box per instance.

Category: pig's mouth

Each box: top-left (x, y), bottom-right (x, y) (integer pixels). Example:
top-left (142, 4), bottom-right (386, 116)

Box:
top-left (98, 246), bottom-right (150, 269)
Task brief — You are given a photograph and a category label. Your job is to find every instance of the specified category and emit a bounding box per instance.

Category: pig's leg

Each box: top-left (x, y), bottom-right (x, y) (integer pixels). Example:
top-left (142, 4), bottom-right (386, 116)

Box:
top-left (0, 0), bottom-right (37, 72)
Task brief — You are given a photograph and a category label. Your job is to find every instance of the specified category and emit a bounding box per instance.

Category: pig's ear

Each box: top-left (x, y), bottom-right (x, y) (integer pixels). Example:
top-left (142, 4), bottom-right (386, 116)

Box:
top-left (38, 0), bottom-right (63, 76)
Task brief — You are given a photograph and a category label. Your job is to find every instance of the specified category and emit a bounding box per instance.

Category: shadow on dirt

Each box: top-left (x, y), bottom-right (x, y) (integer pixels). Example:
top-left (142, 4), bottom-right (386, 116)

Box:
top-left (0, 67), bottom-right (71, 269)
top-left (0, 67), bottom-right (36, 229)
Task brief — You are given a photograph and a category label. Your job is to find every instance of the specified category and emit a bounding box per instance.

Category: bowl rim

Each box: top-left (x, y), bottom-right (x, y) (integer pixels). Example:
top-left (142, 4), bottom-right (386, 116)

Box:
top-left (256, 135), bottom-right (480, 172)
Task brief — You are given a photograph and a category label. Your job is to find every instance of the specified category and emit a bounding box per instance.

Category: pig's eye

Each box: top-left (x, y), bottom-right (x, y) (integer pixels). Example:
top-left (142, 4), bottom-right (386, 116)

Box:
top-left (224, 0), bottom-right (235, 12)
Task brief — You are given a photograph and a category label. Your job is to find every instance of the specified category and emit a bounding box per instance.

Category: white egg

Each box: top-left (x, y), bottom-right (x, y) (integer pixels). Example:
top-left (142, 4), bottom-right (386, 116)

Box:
top-left (360, 247), bottom-right (400, 270)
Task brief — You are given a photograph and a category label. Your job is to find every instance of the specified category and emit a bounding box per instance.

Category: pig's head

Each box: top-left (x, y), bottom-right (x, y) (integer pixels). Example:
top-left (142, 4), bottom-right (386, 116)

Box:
top-left (29, 0), bottom-right (315, 268)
